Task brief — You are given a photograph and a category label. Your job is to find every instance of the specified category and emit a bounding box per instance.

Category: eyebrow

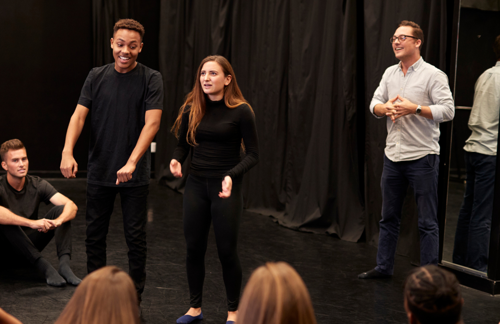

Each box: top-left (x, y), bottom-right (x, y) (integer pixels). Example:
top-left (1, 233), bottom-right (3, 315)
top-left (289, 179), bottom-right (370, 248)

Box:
top-left (117, 38), bottom-right (138, 43)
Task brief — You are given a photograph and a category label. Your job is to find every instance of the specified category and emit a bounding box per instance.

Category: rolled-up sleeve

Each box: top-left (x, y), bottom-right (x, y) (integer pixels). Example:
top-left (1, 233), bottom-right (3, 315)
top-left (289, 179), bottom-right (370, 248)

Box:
top-left (369, 70), bottom-right (389, 119)
top-left (428, 71), bottom-right (455, 123)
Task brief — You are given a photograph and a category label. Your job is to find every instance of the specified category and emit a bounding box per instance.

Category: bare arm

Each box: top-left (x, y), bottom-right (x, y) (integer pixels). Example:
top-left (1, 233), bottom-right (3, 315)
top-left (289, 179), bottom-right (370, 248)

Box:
top-left (48, 193), bottom-right (78, 228)
top-left (61, 104), bottom-right (89, 178)
top-left (116, 109), bottom-right (162, 184)
top-left (0, 206), bottom-right (51, 232)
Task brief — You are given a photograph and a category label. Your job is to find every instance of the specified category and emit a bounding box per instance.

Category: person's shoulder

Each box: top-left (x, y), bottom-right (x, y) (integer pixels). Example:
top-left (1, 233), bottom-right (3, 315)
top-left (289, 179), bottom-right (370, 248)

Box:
top-left (385, 63), bottom-right (400, 72)
top-left (26, 175), bottom-right (45, 188)
top-left (138, 63), bottom-right (162, 77)
top-left (419, 59), bottom-right (445, 75)
top-left (92, 63), bottom-right (115, 74)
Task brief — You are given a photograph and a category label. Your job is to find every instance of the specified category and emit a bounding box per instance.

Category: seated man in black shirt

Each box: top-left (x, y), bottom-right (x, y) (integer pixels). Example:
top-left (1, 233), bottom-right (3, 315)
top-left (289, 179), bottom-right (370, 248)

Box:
top-left (0, 139), bottom-right (80, 286)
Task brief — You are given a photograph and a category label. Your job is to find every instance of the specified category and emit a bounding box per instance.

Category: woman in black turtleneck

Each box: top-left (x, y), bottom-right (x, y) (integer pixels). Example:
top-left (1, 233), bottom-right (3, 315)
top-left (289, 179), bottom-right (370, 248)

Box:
top-left (170, 55), bottom-right (259, 324)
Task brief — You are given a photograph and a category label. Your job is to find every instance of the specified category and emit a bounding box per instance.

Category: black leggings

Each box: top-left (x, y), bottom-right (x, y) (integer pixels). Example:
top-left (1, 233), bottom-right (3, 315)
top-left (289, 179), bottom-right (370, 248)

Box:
top-left (183, 174), bottom-right (243, 311)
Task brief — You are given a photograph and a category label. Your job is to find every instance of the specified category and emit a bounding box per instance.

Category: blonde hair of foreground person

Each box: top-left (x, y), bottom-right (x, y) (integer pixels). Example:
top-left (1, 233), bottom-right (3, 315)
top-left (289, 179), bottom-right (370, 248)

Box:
top-left (237, 262), bottom-right (317, 324)
top-left (0, 307), bottom-right (22, 324)
top-left (55, 266), bottom-right (139, 324)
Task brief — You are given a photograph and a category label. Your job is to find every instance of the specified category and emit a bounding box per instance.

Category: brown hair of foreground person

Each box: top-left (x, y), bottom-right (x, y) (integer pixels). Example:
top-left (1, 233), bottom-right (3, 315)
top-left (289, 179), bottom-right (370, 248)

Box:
top-left (55, 266), bottom-right (139, 324)
top-left (0, 307), bottom-right (22, 324)
top-left (404, 265), bottom-right (463, 324)
top-left (237, 262), bottom-right (317, 324)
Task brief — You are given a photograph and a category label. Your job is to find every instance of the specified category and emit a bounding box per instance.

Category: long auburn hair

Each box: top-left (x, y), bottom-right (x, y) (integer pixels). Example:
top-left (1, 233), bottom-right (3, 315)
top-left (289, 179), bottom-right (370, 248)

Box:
top-left (237, 262), bottom-right (317, 324)
top-left (172, 55), bottom-right (252, 146)
top-left (55, 266), bottom-right (139, 324)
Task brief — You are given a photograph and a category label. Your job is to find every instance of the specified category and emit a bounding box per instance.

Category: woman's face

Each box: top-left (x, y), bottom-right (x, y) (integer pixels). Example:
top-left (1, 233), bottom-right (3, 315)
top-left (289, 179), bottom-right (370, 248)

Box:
top-left (200, 61), bottom-right (232, 101)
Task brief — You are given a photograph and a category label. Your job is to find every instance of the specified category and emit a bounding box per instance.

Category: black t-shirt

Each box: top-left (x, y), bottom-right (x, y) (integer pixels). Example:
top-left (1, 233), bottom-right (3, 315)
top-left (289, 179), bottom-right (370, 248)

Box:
top-left (173, 98), bottom-right (259, 179)
top-left (0, 175), bottom-right (58, 220)
top-left (78, 63), bottom-right (164, 187)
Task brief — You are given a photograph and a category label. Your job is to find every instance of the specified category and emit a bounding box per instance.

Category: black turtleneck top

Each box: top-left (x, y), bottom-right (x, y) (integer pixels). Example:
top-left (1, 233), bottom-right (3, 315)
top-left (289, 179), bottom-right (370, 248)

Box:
top-left (172, 98), bottom-right (259, 180)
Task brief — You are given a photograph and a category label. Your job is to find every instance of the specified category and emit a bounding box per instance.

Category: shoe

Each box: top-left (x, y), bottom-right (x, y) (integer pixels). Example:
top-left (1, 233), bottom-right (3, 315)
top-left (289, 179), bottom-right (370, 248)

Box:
top-left (176, 312), bottom-right (203, 323)
top-left (358, 268), bottom-right (392, 279)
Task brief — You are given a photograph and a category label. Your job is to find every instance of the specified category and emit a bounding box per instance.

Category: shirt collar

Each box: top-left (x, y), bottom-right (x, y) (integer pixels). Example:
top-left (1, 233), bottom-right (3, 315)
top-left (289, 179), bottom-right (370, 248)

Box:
top-left (398, 56), bottom-right (424, 72)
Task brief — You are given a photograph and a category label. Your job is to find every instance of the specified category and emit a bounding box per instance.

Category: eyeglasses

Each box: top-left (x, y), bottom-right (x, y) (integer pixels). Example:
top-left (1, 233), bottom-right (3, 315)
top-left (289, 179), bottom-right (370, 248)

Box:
top-left (390, 35), bottom-right (419, 43)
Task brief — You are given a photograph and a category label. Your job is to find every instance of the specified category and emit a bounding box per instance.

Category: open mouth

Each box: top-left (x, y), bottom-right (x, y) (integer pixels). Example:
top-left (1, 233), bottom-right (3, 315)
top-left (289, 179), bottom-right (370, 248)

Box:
top-left (119, 56), bottom-right (130, 63)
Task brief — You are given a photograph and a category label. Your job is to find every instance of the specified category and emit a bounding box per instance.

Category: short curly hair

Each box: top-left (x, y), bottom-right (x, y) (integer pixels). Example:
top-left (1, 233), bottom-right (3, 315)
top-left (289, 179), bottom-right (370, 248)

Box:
top-left (113, 19), bottom-right (145, 41)
top-left (0, 139), bottom-right (25, 161)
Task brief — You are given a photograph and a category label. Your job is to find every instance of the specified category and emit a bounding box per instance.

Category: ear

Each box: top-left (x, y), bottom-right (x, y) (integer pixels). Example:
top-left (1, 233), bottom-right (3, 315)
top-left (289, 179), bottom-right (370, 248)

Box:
top-left (225, 75), bottom-right (232, 86)
top-left (416, 39), bottom-right (422, 48)
top-left (139, 42), bottom-right (144, 53)
top-left (1, 161), bottom-right (7, 171)
top-left (110, 38), bottom-right (114, 49)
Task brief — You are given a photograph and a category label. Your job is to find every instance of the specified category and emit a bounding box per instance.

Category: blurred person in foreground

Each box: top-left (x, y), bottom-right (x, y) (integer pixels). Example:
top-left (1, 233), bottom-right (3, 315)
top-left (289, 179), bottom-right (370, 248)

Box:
top-left (404, 265), bottom-right (464, 324)
top-left (55, 266), bottom-right (139, 324)
top-left (237, 262), bottom-right (317, 324)
top-left (0, 308), bottom-right (22, 324)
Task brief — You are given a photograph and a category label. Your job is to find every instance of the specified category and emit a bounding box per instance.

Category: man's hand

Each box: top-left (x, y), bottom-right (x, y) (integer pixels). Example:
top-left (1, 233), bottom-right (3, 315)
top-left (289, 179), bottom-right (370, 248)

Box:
top-left (392, 95), bottom-right (418, 120)
top-left (374, 96), bottom-right (397, 121)
top-left (60, 152), bottom-right (78, 178)
top-left (170, 159), bottom-right (183, 178)
top-left (219, 176), bottom-right (232, 199)
top-left (116, 162), bottom-right (137, 185)
top-left (46, 219), bottom-right (62, 229)
top-left (30, 219), bottom-right (52, 233)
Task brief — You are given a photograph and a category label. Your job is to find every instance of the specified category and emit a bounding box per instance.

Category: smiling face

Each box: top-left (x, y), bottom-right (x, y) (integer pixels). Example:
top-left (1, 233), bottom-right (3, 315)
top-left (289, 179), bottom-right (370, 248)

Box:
top-left (110, 28), bottom-right (143, 73)
top-left (1, 148), bottom-right (29, 180)
top-left (392, 26), bottom-right (421, 63)
top-left (199, 61), bottom-right (232, 101)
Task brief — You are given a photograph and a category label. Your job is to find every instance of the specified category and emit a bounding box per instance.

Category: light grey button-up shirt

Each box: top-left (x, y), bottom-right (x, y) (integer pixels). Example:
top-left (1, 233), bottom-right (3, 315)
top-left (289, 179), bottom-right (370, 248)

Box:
top-left (464, 61), bottom-right (500, 156)
top-left (370, 57), bottom-right (455, 162)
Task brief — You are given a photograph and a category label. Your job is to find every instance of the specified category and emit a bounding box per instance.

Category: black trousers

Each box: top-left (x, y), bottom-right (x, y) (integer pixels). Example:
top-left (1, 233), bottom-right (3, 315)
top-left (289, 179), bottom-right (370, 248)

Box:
top-left (0, 205), bottom-right (70, 264)
top-left (85, 183), bottom-right (149, 296)
top-left (183, 174), bottom-right (243, 311)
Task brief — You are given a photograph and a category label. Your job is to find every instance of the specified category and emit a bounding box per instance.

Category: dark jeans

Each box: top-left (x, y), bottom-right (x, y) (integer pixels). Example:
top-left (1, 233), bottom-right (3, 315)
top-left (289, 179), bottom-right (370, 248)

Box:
top-left (453, 152), bottom-right (496, 272)
top-left (0, 205), bottom-right (70, 264)
top-left (85, 183), bottom-right (149, 296)
top-left (183, 174), bottom-right (243, 311)
top-left (375, 154), bottom-right (439, 275)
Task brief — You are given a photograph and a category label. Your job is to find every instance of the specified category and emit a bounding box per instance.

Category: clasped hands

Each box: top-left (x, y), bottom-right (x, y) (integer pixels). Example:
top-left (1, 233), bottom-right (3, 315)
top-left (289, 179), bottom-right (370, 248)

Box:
top-left (170, 159), bottom-right (232, 198)
top-left (32, 218), bottom-right (62, 233)
top-left (383, 95), bottom-right (417, 123)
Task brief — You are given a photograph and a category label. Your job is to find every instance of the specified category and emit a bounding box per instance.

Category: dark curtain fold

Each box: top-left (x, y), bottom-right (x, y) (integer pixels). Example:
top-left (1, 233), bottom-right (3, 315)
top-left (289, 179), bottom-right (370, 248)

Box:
top-left (93, 0), bottom-right (131, 66)
top-left (156, 0), bottom-right (454, 248)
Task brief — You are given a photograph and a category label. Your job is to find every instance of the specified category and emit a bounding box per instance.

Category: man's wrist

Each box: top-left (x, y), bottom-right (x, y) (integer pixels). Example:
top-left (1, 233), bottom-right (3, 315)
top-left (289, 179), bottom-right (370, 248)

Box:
top-left (415, 104), bottom-right (422, 115)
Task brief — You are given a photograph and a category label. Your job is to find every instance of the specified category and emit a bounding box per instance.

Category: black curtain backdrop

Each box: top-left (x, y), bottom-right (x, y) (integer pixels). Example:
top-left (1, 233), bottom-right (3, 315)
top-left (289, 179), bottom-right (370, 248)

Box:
top-left (149, 0), bottom-right (456, 251)
top-left (0, 0), bottom-right (92, 172)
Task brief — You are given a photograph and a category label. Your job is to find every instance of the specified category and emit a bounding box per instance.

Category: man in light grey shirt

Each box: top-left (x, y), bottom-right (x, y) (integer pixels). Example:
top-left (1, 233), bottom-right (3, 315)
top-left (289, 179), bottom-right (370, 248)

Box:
top-left (359, 20), bottom-right (454, 279)
top-left (453, 35), bottom-right (500, 272)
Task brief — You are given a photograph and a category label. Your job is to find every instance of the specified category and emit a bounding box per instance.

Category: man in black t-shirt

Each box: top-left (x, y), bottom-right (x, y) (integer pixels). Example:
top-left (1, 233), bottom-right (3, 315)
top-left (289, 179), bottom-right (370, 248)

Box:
top-left (60, 19), bottom-right (163, 300)
top-left (0, 139), bottom-right (80, 286)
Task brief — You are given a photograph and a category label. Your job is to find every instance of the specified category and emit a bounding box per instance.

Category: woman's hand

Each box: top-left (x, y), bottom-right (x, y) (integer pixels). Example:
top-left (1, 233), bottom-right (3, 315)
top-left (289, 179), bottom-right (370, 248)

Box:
top-left (219, 176), bottom-right (232, 198)
top-left (170, 159), bottom-right (183, 178)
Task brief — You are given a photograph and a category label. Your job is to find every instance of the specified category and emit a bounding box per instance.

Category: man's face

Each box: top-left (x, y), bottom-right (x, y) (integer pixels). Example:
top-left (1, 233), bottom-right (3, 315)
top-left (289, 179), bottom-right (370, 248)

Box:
top-left (110, 29), bottom-right (143, 73)
top-left (392, 26), bottom-right (421, 61)
top-left (1, 148), bottom-right (29, 179)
